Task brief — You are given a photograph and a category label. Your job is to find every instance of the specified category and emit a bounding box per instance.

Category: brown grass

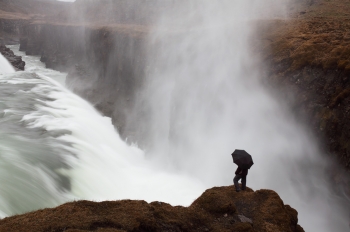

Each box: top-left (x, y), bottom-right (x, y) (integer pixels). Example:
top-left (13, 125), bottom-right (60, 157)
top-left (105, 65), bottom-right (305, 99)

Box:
top-left (257, 18), bottom-right (350, 74)
top-left (256, 0), bottom-right (350, 75)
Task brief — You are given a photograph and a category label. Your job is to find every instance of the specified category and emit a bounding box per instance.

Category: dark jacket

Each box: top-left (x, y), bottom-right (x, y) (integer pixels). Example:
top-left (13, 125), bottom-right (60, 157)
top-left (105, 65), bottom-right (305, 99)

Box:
top-left (235, 167), bottom-right (248, 176)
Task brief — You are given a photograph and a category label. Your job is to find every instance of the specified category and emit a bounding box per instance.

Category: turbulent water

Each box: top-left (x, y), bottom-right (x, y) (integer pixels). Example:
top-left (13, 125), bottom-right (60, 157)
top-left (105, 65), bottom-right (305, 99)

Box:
top-left (0, 1), bottom-right (349, 231)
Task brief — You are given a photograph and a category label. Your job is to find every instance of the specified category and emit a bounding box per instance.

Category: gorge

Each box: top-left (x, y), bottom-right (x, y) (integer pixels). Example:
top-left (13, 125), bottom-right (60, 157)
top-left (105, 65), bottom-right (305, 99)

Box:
top-left (0, 0), bottom-right (349, 231)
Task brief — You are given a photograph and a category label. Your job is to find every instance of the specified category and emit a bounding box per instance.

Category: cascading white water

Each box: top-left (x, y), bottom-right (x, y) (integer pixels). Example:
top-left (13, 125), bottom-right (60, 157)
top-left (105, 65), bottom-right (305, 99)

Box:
top-left (0, 55), bottom-right (15, 74)
top-left (0, 47), bottom-right (205, 216)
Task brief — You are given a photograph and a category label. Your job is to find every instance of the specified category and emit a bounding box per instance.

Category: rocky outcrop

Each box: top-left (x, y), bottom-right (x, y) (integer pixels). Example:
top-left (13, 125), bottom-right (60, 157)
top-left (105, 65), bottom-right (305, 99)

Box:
top-left (0, 44), bottom-right (24, 70)
top-left (0, 186), bottom-right (304, 232)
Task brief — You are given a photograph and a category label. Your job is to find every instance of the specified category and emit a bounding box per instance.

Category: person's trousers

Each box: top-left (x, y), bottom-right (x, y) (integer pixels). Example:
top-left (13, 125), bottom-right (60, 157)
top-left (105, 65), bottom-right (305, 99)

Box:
top-left (233, 174), bottom-right (246, 190)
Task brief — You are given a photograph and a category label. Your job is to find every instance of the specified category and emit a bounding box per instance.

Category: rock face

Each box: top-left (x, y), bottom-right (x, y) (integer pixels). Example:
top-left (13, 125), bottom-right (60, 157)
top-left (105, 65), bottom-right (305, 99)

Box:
top-left (0, 0), bottom-right (70, 45)
top-left (0, 186), bottom-right (304, 232)
top-left (0, 45), bottom-right (24, 70)
top-left (260, 18), bottom-right (350, 171)
top-left (253, 2), bottom-right (350, 196)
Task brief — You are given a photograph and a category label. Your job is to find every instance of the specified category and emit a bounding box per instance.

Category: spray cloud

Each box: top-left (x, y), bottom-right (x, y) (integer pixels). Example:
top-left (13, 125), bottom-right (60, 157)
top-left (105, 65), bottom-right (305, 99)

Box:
top-left (122, 0), bottom-right (349, 231)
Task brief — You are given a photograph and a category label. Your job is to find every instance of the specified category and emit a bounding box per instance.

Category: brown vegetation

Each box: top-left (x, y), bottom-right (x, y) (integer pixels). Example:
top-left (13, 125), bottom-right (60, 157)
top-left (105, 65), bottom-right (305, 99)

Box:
top-left (259, 18), bottom-right (350, 73)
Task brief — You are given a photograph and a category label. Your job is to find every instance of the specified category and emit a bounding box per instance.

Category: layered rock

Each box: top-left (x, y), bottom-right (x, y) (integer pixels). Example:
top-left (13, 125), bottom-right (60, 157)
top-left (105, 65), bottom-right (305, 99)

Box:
top-left (0, 186), bottom-right (304, 232)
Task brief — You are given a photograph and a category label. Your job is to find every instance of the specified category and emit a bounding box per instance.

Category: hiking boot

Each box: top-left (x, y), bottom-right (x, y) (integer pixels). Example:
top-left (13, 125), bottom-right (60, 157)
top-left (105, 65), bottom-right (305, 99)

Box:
top-left (236, 189), bottom-right (241, 192)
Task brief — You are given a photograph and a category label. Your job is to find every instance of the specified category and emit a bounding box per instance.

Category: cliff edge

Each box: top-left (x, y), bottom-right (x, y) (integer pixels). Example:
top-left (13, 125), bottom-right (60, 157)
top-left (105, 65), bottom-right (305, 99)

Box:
top-left (0, 186), bottom-right (304, 232)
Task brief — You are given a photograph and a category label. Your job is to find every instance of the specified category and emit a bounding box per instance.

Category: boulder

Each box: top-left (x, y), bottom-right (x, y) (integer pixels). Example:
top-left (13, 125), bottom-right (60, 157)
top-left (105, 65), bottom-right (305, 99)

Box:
top-left (0, 45), bottom-right (25, 70)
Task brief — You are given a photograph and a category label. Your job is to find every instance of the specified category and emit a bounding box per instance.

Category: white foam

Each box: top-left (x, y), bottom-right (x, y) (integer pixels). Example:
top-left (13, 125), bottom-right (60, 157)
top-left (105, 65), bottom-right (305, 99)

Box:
top-left (0, 53), bottom-right (15, 74)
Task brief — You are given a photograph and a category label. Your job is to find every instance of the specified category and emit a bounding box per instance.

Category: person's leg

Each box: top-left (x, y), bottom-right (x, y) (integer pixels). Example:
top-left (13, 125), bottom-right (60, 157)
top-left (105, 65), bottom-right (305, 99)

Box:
top-left (233, 175), bottom-right (242, 192)
top-left (241, 176), bottom-right (246, 190)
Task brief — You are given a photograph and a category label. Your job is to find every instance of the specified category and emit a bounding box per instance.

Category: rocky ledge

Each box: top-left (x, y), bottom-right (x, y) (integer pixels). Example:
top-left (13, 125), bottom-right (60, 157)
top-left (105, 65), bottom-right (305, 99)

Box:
top-left (0, 45), bottom-right (24, 70)
top-left (0, 186), bottom-right (303, 232)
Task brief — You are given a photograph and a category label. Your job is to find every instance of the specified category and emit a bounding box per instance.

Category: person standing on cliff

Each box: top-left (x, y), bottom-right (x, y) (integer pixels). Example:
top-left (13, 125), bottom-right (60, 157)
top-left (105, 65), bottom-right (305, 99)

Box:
top-left (231, 149), bottom-right (253, 192)
top-left (233, 167), bottom-right (248, 192)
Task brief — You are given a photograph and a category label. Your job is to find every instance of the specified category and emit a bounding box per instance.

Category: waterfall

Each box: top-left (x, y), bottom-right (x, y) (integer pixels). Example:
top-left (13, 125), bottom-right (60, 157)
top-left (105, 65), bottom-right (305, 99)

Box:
top-left (0, 0), bottom-right (348, 229)
top-left (0, 50), bottom-right (204, 216)
top-left (0, 54), bottom-right (15, 74)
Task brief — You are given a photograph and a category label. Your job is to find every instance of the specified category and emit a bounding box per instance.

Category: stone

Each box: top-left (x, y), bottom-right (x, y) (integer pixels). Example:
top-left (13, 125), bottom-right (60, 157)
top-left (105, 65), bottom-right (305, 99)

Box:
top-left (238, 214), bottom-right (253, 224)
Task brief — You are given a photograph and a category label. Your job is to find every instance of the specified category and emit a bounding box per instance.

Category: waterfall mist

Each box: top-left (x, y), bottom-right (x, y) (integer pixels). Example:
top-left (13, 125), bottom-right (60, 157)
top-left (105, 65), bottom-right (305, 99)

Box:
top-left (122, 0), bottom-right (349, 231)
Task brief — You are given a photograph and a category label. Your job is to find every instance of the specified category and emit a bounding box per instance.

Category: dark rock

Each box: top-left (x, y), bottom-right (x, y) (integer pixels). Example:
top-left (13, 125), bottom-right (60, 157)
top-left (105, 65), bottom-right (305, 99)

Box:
top-left (0, 45), bottom-right (25, 70)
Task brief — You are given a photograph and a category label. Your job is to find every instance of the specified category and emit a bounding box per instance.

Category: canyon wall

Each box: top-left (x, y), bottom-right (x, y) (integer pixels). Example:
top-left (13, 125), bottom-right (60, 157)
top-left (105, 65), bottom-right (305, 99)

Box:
top-left (256, 18), bottom-right (350, 194)
top-left (0, 19), bottom-right (26, 44)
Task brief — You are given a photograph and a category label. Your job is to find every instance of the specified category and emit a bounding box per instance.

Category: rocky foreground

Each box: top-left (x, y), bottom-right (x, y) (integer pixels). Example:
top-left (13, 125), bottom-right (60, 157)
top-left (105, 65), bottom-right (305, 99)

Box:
top-left (0, 186), bottom-right (303, 232)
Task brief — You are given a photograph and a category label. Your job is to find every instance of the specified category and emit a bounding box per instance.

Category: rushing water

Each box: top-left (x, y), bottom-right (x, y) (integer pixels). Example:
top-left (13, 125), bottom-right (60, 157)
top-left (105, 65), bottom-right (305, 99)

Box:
top-left (0, 46), bottom-right (205, 217)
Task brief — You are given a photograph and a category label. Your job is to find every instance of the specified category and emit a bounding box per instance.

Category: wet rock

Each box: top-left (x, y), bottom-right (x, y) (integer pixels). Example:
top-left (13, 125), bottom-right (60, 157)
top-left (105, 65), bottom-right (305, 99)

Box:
top-left (0, 45), bottom-right (25, 70)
